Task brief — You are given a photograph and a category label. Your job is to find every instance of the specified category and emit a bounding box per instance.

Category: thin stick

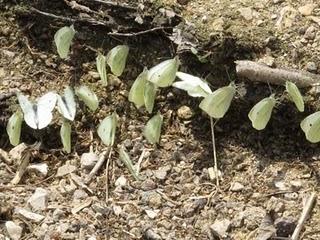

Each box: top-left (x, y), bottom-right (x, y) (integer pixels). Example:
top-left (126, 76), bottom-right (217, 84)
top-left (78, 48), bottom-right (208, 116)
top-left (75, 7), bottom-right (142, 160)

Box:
top-left (11, 151), bottom-right (31, 185)
top-left (105, 148), bottom-right (113, 201)
top-left (291, 192), bottom-right (317, 240)
top-left (83, 0), bottom-right (137, 10)
top-left (210, 117), bottom-right (219, 187)
top-left (85, 147), bottom-right (111, 184)
top-left (108, 26), bottom-right (171, 37)
top-left (136, 149), bottom-right (146, 174)
top-left (235, 60), bottom-right (320, 87)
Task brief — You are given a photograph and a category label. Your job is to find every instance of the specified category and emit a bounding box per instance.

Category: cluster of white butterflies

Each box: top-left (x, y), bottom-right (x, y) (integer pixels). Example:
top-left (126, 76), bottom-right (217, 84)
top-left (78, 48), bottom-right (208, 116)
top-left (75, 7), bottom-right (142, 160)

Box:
top-left (7, 24), bottom-right (319, 157)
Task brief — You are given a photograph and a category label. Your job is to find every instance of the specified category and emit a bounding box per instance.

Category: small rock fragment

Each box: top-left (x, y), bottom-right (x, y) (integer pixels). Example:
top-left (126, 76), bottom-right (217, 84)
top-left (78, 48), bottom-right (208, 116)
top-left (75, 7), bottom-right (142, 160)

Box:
top-left (210, 219), bottom-right (231, 238)
top-left (113, 205), bottom-right (122, 216)
top-left (230, 182), bottom-right (244, 192)
top-left (298, 4), bottom-right (316, 16)
top-left (16, 208), bottom-right (45, 223)
top-left (5, 221), bottom-right (23, 240)
top-left (143, 228), bottom-right (162, 240)
top-left (52, 208), bottom-right (65, 221)
top-left (81, 152), bottom-right (98, 170)
top-left (27, 163), bottom-right (48, 177)
top-left (73, 189), bottom-right (88, 200)
top-left (238, 7), bottom-right (253, 21)
top-left (145, 209), bottom-right (159, 219)
top-left (56, 164), bottom-right (77, 177)
top-left (147, 192), bottom-right (162, 208)
top-left (211, 18), bottom-right (224, 31)
top-left (306, 61), bottom-right (317, 73)
top-left (274, 217), bottom-right (296, 237)
top-left (304, 26), bottom-right (316, 40)
top-left (154, 168), bottom-right (168, 180)
top-left (27, 188), bottom-right (48, 211)
top-left (177, 105), bottom-right (194, 120)
top-left (141, 179), bottom-right (157, 191)
top-left (115, 175), bottom-right (127, 187)
top-left (258, 56), bottom-right (275, 67)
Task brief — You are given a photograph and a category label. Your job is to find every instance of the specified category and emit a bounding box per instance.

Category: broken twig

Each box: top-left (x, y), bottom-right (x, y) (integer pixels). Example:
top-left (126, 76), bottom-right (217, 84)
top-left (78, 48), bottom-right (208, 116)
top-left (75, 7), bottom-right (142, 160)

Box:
top-left (85, 147), bottom-right (111, 184)
top-left (108, 26), bottom-right (172, 37)
top-left (291, 192), bottom-right (317, 240)
top-left (235, 60), bottom-right (320, 87)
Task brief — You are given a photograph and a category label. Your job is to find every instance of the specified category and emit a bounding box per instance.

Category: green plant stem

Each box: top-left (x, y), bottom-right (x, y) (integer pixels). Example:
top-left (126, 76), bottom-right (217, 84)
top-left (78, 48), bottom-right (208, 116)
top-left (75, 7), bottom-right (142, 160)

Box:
top-left (210, 117), bottom-right (219, 187)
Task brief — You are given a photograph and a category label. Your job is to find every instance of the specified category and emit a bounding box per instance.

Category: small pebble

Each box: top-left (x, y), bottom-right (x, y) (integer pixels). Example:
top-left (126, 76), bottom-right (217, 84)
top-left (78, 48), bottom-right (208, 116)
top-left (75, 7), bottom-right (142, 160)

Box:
top-left (80, 152), bottom-right (99, 170)
top-left (27, 188), bottom-right (48, 211)
top-left (230, 182), bottom-right (244, 192)
top-left (298, 4), bottom-right (316, 16)
top-left (306, 62), bottom-right (317, 73)
top-left (5, 221), bottom-right (23, 240)
top-left (210, 219), bottom-right (231, 238)
top-left (177, 105), bottom-right (194, 120)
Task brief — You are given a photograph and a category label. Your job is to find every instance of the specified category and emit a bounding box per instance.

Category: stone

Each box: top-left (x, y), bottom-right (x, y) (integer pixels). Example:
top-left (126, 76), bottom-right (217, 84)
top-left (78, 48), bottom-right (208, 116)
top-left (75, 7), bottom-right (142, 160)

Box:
top-left (52, 209), bottom-right (65, 221)
top-left (113, 205), bottom-right (122, 216)
top-left (298, 4), bottom-right (316, 16)
top-left (27, 163), bottom-right (48, 177)
top-left (304, 26), bottom-right (316, 40)
top-left (145, 209), bottom-right (160, 219)
top-left (210, 219), bottom-right (231, 238)
top-left (73, 189), bottom-right (88, 200)
top-left (5, 221), bottom-right (23, 240)
top-left (154, 168), bottom-right (168, 180)
top-left (230, 182), bottom-right (244, 192)
top-left (27, 188), bottom-right (48, 211)
top-left (115, 175), bottom-right (127, 187)
top-left (80, 152), bottom-right (98, 170)
top-left (238, 7), bottom-right (253, 21)
top-left (56, 164), bottom-right (77, 177)
top-left (306, 61), bottom-right (317, 73)
top-left (143, 229), bottom-right (161, 240)
top-left (177, 105), bottom-right (194, 119)
top-left (141, 179), bottom-right (157, 191)
top-left (274, 217), bottom-right (296, 237)
top-left (16, 208), bottom-right (45, 223)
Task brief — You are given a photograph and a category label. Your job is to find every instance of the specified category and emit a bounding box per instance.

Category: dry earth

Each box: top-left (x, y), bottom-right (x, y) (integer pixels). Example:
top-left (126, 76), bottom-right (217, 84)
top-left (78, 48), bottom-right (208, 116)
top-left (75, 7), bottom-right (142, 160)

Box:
top-left (1, 0), bottom-right (320, 239)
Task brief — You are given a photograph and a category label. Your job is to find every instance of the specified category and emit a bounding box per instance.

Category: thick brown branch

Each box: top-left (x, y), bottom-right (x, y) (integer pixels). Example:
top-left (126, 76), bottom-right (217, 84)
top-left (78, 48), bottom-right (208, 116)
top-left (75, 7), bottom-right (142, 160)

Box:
top-left (235, 60), bottom-right (320, 87)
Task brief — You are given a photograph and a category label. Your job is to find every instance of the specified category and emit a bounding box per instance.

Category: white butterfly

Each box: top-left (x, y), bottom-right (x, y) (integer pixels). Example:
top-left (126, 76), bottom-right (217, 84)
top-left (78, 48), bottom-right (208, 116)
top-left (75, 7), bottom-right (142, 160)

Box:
top-left (57, 86), bottom-right (76, 121)
top-left (17, 92), bottom-right (57, 129)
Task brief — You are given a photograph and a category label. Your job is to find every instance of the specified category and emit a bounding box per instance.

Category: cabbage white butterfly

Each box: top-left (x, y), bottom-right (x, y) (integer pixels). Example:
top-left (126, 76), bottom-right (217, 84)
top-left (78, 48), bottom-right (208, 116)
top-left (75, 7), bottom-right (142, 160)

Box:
top-left (300, 111), bottom-right (320, 143)
top-left (119, 146), bottom-right (141, 181)
top-left (285, 81), bottom-right (304, 112)
top-left (106, 45), bottom-right (129, 76)
top-left (6, 111), bottom-right (23, 146)
top-left (96, 53), bottom-right (108, 86)
top-left (173, 72), bottom-right (212, 98)
top-left (97, 112), bottom-right (117, 146)
top-left (60, 121), bottom-right (72, 153)
top-left (199, 82), bottom-right (236, 119)
top-left (248, 94), bottom-right (276, 130)
top-left (144, 81), bottom-right (157, 114)
top-left (75, 85), bottom-right (99, 111)
top-left (144, 113), bottom-right (163, 144)
top-left (17, 92), bottom-right (57, 129)
top-left (148, 57), bottom-right (179, 87)
top-left (54, 25), bottom-right (75, 59)
top-left (57, 86), bottom-right (76, 121)
top-left (128, 68), bottom-right (148, 109)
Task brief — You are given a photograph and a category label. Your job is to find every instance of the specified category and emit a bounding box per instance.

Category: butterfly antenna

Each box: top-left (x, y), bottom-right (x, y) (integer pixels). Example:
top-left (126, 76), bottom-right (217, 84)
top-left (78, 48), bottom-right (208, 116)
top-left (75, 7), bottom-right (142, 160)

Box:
top-left (224, 65), bottom-right (232, 83)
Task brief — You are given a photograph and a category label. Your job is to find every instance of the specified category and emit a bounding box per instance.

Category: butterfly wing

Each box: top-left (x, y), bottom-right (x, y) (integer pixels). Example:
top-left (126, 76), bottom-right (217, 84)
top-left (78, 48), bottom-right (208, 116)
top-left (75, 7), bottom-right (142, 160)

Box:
top-left (60, 121), bottom-right (72, 153)
top-left (54, 25), bottom-right (76, 59)
top-left (96, 53), bottom-right (108, 85)
top-left (97, 113), bottom-right (117, 146)
top-left (6, 111), bottom-right (23, 146)
top-left (36, 92), bottom-right (57, 129)
top-left (300, 111), bottom-right (320, 143)
top-left (199, 84), bottom-right (236, 119)
top-left (286, 81), bottom-right (304, 112)
top-left (248, 96), bottom-right (276, 130)
top-left (143, 113), bottom-right (163, 144)
top-left (144, 81), bottom-right (157, 114)
top-left (75, 85), bottom-right (99, 111)
top-left (57, 86), bottom-right (76, 121)
top-left (106, 45), bottom-right (129, 76)
top-left (128, 68), bottom-right (148, 108)
top-left (17, 93), bottom-right (37, 129)
top-left (147, 57), bottom-right (179, 87)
